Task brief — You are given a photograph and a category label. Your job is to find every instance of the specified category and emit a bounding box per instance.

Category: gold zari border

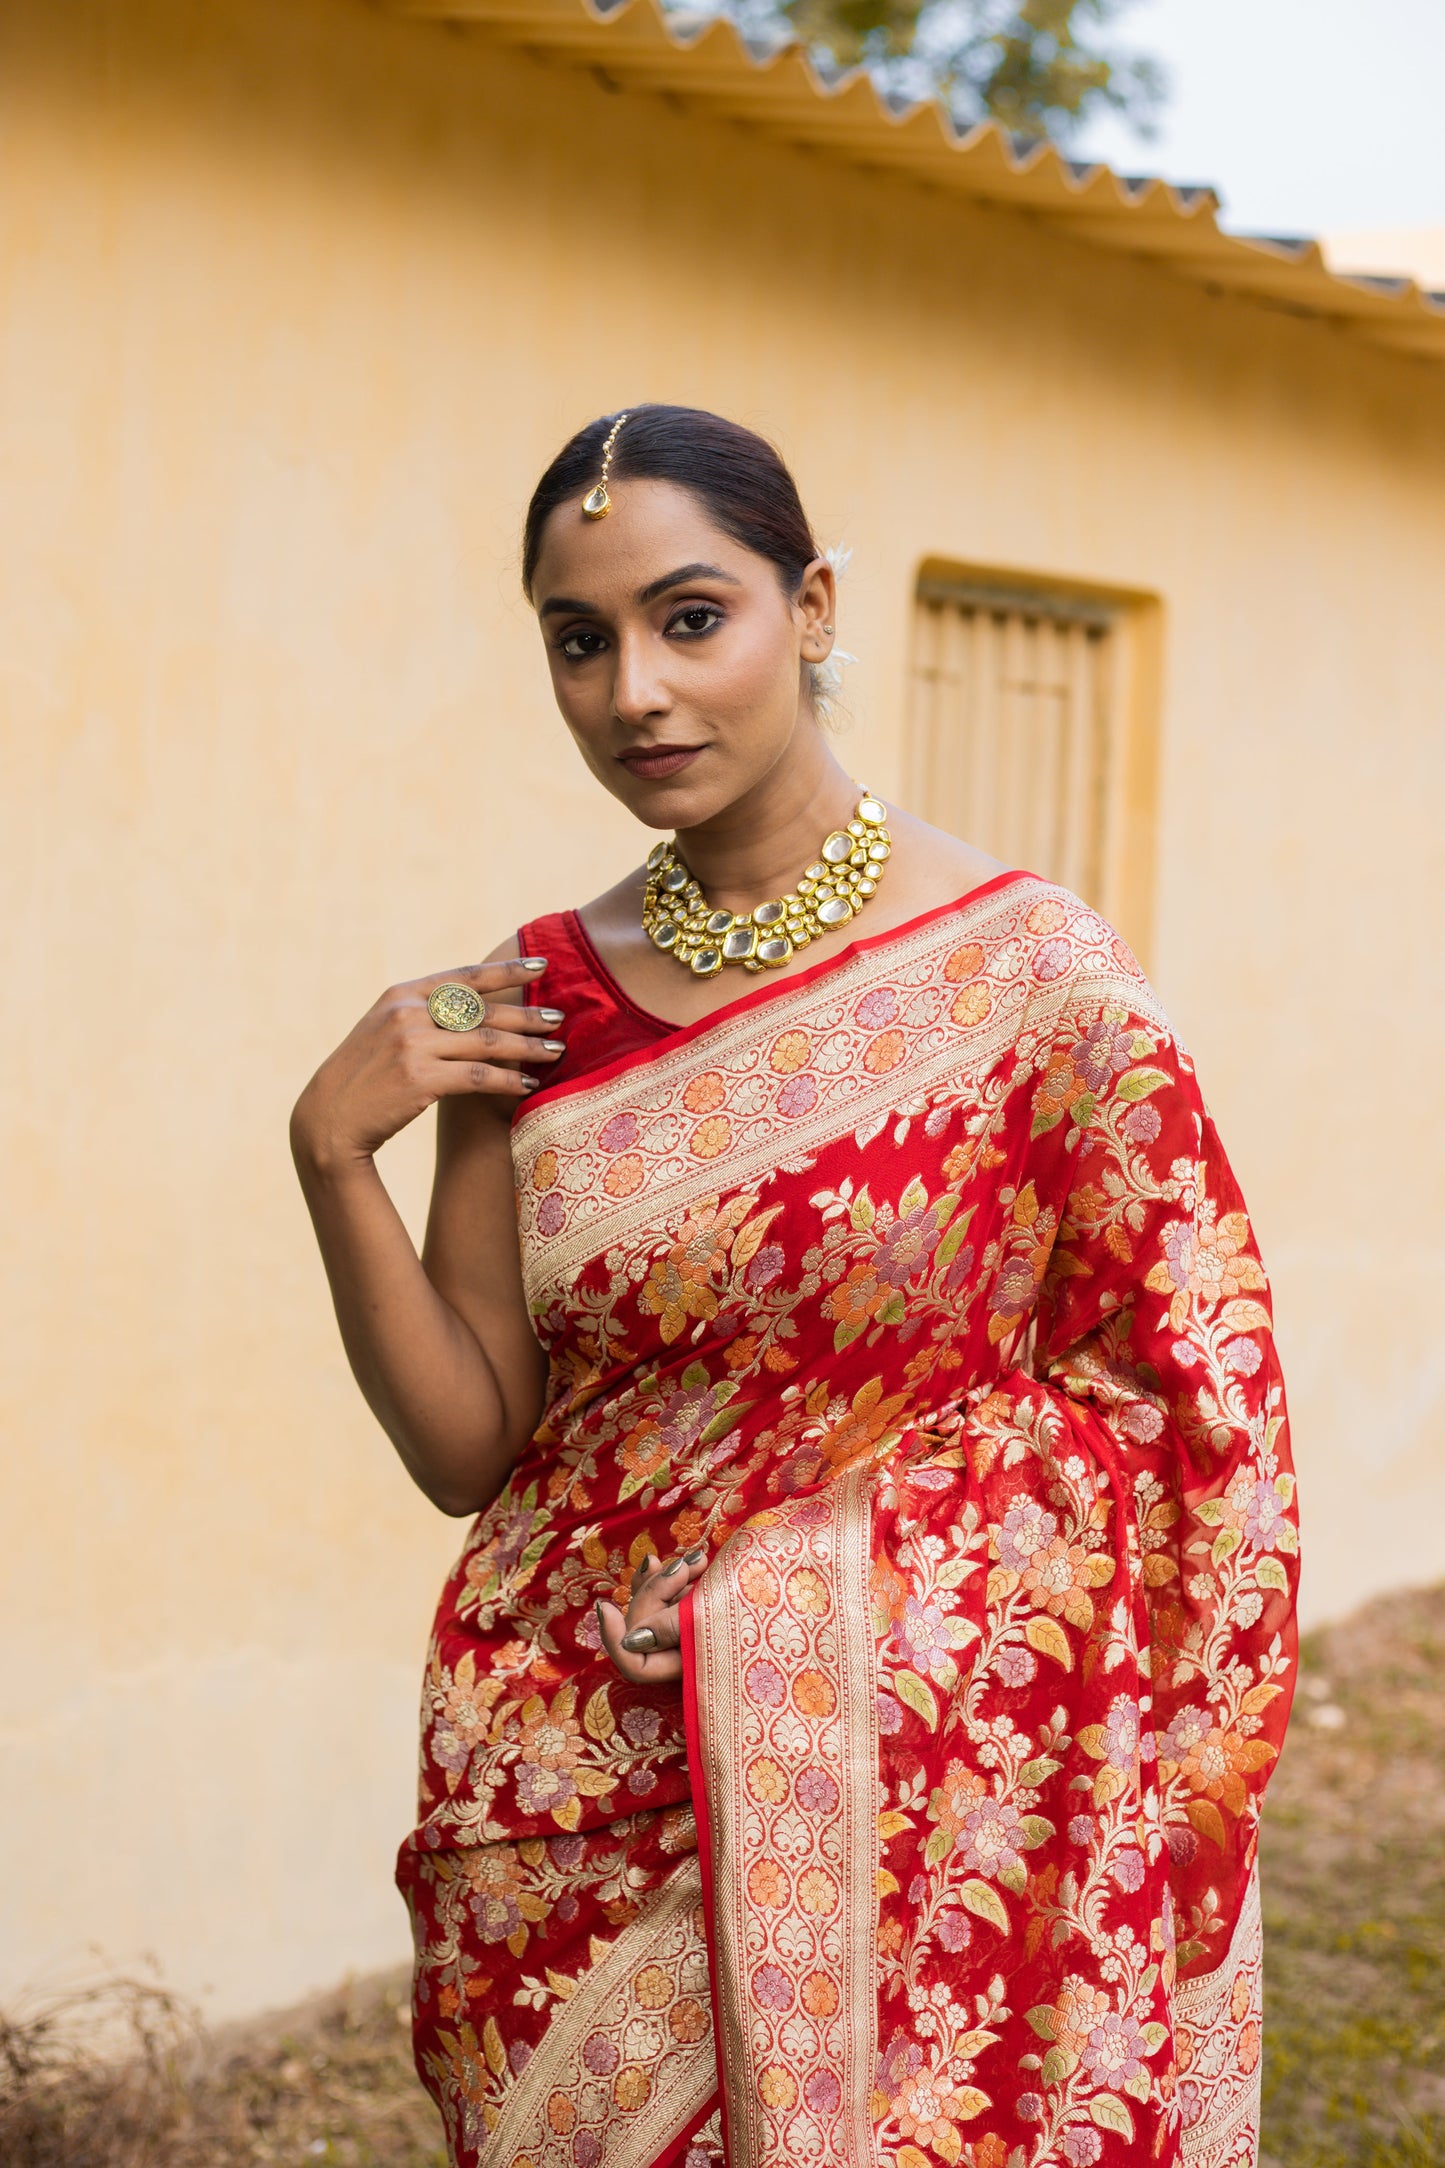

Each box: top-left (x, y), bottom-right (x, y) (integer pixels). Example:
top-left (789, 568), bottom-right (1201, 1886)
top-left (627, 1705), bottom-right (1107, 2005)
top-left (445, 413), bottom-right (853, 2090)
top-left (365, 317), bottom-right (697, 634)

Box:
top-left (692, 1461), bottom-right (879, 2168)
top-left (512, 881), bottom-right (1167, 1307)
top-left (481, 1859), bottom-right (715, 2168)
top-left (1176, 1866), bottom-right (1263, 2168)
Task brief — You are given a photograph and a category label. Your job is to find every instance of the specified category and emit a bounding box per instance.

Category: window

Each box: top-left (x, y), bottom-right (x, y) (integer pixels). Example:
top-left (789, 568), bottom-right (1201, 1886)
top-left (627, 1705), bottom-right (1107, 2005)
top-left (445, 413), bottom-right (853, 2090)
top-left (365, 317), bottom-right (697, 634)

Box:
top-left (905, 568), bottom-right (1158, 952)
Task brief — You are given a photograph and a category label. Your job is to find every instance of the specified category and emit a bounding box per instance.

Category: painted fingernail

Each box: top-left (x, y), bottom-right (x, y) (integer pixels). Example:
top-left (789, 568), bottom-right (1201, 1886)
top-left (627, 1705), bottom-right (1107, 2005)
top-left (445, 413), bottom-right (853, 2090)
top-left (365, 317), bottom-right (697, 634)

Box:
top-left (684, 1545), bottom-right (706, 1563)
top-left (539, 1008), bottom-right (566, 1025)
top-left (519, 956), bottom-right (548, 972)
top-left (521, 1076), bottom-right (541, 1092)
top-left (621, 1627), bottom-right (659, 1655)
top-left (541, 1039), bottom-right (566, 1054)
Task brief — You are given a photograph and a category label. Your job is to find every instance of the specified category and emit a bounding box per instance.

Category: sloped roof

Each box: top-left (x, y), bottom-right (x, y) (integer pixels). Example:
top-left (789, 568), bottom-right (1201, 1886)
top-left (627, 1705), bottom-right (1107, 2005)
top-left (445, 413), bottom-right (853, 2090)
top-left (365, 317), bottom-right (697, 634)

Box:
top-left (392, 0), bottom-right (1445, 366)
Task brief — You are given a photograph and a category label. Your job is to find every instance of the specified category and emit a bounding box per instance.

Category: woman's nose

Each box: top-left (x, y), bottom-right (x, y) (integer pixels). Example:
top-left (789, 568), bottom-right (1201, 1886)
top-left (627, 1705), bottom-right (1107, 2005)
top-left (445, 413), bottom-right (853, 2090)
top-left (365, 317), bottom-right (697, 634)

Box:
top-left (611, 632), bottom-right (670, 725)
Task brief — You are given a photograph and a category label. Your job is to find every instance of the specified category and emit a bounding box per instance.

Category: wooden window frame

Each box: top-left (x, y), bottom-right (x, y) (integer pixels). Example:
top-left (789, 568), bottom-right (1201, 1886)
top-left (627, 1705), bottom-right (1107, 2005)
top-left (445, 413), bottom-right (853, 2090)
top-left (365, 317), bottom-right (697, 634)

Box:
top-left (905, 559), bottom-right (1163, 966)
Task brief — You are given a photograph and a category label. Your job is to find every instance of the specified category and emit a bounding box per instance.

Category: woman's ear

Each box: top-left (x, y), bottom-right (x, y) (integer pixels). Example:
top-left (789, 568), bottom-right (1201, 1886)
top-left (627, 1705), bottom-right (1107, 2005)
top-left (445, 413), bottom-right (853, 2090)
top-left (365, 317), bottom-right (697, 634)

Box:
top-left (795, 557), bottom-right (837, 661)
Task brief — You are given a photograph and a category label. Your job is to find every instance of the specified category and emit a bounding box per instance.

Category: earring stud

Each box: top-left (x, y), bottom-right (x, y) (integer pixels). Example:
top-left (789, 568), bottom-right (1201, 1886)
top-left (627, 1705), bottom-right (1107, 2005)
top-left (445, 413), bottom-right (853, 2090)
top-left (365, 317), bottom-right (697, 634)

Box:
top-left (822, 623), bottom-right (834, 634)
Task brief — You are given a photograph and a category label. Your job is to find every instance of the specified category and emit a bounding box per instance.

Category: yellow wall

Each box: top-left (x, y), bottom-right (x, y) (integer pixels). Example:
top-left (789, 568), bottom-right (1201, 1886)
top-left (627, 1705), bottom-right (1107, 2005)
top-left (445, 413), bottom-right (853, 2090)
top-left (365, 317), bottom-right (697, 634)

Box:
top-left (3, 0), bottom-right (1443, 2020)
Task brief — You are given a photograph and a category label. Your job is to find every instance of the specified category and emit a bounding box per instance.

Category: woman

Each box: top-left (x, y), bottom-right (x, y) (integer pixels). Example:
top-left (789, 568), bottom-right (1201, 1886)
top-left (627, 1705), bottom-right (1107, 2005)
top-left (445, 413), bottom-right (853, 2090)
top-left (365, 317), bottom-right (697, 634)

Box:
top-left (292, 406), bottom-right (1297, 2168)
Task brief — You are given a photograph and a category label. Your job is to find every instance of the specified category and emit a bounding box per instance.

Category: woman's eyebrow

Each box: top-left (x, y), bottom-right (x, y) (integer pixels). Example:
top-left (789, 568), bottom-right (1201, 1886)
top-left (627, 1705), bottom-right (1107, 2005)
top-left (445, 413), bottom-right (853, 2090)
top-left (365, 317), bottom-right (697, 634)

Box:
top-left (538, 563), bottom-right (742, 619)
top-left (636, 563), bottom-right (742, 605)
top-left (538, 593), bottom-right (597, 619)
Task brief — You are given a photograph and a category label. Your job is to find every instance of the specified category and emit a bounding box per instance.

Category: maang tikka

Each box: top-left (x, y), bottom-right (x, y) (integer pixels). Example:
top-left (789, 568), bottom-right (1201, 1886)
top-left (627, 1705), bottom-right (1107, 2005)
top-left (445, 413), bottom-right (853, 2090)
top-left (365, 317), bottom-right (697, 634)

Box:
top-left (582, 412), bottom-right (629, 519)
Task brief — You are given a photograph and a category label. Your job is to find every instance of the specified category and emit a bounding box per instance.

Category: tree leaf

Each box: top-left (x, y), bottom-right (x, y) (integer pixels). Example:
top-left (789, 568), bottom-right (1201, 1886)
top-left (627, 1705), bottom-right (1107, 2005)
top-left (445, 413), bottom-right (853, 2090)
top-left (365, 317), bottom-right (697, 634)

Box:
top-left (1016, 1756), bottom-right (1062, 1788)
top-left (1221, 1299), bottom-right (1272, 1331)
top-left (958, 1879), bottom-right (1009, 1933)
top-left (1025, 1614), bottom-right (1074, 1670)
top-left (1256, 1556), bottom-right (1290, 1593)
top-left (1025, 2004), bottom-right (1060, 2040)
top-left (1018, 1814), bottom-right (1055, 1850)
top-left (1040, 2045), bottom-right (1077, 2086)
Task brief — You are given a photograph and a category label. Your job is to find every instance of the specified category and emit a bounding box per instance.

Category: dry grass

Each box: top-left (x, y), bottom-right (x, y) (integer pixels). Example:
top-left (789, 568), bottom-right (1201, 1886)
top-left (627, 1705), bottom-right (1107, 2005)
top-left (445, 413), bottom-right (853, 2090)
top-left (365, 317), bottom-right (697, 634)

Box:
top-left (5, 1584), bottom-right (1441, 2166)
top-left (0, 1967), bottom-right (444, 2168)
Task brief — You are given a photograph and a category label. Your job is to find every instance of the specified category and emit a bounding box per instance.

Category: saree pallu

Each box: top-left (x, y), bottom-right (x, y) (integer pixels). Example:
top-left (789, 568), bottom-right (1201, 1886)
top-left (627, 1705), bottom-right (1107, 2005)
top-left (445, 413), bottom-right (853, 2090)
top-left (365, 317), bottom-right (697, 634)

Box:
top-left (398, 875), bottom-right (1297, 2168)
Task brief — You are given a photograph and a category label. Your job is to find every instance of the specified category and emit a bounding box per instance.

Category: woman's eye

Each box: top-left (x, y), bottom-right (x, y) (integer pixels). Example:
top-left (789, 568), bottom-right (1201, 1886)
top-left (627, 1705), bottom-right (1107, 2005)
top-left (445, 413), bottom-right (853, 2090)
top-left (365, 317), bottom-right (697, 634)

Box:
top-left (559, 628), bottom-right (607, 660)
top-left (670, 605), bottom-right (723, 640)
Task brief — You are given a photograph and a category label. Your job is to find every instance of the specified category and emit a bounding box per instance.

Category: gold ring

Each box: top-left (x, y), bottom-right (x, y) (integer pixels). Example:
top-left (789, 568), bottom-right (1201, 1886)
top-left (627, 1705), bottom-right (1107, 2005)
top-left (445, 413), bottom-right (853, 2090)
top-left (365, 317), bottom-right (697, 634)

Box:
top-left (428, 982), bottom-right (486, 1032)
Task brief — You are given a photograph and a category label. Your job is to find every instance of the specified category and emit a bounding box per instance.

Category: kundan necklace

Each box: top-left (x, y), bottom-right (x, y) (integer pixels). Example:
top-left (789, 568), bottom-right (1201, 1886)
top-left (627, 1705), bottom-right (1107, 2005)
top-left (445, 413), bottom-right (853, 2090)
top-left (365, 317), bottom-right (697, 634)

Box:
top-left (641, 791), bottom-right (893, 976)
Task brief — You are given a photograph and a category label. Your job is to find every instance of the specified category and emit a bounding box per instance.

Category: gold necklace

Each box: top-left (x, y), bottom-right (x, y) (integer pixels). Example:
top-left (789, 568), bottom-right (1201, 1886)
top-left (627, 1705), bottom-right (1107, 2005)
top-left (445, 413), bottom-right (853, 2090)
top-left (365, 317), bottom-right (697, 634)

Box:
top-left (642, 791), bottom-right (892, 976)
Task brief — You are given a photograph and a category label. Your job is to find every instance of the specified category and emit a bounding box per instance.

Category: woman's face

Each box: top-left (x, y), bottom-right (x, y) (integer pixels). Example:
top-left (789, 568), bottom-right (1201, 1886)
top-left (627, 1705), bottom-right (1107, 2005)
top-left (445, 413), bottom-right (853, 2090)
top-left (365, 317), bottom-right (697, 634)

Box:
top-left (529, 477), bottom-right (833, 832)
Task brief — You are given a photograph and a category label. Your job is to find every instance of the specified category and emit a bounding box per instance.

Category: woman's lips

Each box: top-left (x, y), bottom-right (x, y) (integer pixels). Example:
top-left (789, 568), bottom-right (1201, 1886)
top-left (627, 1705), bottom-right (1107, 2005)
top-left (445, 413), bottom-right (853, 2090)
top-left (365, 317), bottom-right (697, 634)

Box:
top-left (617, 746), bottom-right (703, 781)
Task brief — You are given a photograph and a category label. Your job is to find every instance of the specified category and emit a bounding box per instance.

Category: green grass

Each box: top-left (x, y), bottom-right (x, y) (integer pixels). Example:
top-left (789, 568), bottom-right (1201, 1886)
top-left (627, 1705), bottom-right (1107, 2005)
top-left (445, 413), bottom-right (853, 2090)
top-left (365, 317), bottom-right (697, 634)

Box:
top-left (1260, 1585), bottom-right (1445, 2166)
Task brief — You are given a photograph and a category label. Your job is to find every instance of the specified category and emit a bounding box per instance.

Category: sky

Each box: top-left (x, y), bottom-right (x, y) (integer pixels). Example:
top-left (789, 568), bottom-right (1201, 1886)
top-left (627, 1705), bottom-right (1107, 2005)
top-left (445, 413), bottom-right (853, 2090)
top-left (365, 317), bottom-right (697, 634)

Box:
top-left (1070, 0), bottom-right (1445, 241)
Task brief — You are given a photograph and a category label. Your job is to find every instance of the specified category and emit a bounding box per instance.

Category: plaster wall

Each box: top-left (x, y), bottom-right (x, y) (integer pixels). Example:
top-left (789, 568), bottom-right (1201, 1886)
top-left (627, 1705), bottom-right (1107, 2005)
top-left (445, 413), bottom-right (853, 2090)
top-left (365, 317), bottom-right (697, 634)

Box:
top-left (3, 0), bottom-right (1442, 2018)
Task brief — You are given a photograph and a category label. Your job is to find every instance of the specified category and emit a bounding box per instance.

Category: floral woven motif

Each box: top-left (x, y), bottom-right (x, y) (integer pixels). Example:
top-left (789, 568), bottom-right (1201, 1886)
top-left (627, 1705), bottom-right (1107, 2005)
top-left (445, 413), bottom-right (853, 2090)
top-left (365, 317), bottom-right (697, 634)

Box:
top-left (400, 877), bottom-right (1297, 2168)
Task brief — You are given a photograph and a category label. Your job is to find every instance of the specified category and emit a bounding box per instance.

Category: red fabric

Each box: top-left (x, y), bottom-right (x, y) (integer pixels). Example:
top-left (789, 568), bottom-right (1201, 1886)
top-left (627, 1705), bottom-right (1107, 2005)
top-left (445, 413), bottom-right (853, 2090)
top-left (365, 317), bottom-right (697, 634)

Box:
top-left (400, 878), bottom-right (1295, 2168)
top-left (517, 910), bottom-right (670, 1098)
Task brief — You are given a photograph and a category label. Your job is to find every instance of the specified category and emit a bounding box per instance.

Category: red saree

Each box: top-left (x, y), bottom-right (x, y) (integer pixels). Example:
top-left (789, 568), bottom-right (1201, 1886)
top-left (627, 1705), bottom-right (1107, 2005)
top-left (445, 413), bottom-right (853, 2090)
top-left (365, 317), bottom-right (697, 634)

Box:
top-left (398, 873), bottom-right (1297, 2168)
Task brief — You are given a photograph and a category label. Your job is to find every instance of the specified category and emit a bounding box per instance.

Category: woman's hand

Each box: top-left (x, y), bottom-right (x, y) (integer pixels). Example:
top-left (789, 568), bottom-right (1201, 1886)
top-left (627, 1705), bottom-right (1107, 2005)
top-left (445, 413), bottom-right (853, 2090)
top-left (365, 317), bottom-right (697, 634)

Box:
top-left (291, 958), bottom-right (564, 1171)
top-left (597, 1547), bottom-right (709, 1685)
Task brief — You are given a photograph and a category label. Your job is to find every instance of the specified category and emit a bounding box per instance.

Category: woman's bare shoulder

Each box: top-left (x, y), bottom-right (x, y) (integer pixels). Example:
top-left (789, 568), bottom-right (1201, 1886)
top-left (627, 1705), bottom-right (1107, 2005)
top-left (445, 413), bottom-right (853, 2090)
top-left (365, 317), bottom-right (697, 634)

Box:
top-left (881, 803), bottom-right (1010, 915)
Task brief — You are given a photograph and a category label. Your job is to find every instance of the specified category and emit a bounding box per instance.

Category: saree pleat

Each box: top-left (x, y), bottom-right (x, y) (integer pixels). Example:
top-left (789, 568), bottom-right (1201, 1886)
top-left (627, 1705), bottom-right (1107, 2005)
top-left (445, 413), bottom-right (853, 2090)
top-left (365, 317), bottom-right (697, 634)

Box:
top-left (400, 875), bottom-right (1295, 2168)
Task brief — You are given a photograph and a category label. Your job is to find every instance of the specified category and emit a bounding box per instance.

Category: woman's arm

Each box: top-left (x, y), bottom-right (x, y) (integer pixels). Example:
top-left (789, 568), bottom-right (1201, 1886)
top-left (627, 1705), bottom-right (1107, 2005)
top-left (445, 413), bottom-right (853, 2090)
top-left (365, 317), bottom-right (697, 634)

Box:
top-left (290, 945), bottom-right (562, 1515)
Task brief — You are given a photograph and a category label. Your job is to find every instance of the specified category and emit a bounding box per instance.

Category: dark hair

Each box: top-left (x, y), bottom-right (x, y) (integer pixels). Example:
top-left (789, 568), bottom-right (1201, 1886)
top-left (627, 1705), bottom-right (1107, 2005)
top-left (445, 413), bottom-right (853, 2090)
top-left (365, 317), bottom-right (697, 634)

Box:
top-left (521, 404), bottom-right (819, 600)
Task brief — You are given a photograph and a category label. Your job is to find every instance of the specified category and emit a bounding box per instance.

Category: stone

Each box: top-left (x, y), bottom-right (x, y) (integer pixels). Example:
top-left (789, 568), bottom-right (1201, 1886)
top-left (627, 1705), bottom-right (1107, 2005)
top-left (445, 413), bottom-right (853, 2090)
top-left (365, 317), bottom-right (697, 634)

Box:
top-left (821, 830), bottom-right (852, 863)
top-left (816, 896), bottom-right (854, 925)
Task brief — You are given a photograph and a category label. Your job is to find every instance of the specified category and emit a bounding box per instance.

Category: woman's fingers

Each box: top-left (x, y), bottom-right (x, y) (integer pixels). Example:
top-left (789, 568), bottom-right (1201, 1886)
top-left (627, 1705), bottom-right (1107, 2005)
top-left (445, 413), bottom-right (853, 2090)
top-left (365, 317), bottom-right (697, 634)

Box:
top-left (596, 1597), bottom-right (680, 1683)
top-left (596, 1548), bottom-right (709, 1683)
top-left (431, 1022), bottom-right (566, 1067)
top-left (422, 958), bottom-right (550, 1007)
top-left (430, 1059), bottom-right (546, 1100)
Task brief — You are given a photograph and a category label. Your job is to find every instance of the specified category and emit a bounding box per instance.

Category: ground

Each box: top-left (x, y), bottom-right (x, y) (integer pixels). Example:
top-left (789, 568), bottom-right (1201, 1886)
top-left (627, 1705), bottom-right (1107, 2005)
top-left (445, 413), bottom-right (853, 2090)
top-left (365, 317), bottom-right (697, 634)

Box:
top-left (3, 1584), bottom-right (1442, 2166)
